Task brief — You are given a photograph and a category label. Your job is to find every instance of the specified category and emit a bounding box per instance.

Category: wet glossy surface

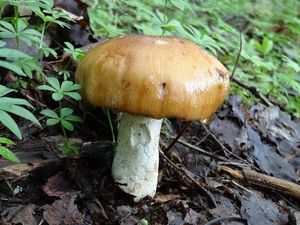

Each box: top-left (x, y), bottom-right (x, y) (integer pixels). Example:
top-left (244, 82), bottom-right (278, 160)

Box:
top-left (75, 35), bottom-right (230, 120)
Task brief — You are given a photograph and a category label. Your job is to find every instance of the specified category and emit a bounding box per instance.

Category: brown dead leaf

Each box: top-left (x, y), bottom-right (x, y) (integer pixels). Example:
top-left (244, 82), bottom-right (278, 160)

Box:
top-left (183, 209), bottom-right (206, 225)
top-left (43, 171), bottom-right (71, 198)
top-left (154, 194), bottom-right (181, 203)
top-left (1, 204), bottom-right (36, 225)
top-left (43, 194), bottom-right (84, 225)
top-left (0, 163), bottom-right (43, 180)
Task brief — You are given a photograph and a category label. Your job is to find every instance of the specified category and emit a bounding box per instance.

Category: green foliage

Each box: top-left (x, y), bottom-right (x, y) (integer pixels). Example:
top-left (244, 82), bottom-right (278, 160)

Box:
top-left (64, 42), bottom-right (85, 61)
top-left (37, 77), bottom-right (81, 101)
top-left (140, 218), bottom-right (149, 225)
top-left (38, 77), bottom-right (82, 154)
top-left (0, 1), bottom-right (81, 160)
top-left (0, 137), bottom-right (20, 164)
top-left (59, 42), bottom-right (85, 80)
top-left (60, 138), bottom-right (80, 155)
top-left (40, 108), bottom-right (82, 131)
top-left (0, 19), bottom-right (41, 46)
top-left (83, 0), bottom-right (300, 117)
top-left (0, 85), bottom-right (41, 139)
top-left (0, 0), bottom-right (73, 80)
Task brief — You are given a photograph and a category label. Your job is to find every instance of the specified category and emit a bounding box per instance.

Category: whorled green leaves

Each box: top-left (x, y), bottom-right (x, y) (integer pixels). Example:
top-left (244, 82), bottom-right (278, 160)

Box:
top-left (37, 77), bottom-right (81, 101)
top-left (0, 85), bottom-right (41, 140)
top-left (40, 108), bottom-right (83, 131)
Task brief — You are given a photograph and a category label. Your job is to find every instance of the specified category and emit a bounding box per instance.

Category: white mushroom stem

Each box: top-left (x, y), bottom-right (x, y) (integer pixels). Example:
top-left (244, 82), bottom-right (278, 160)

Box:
top-left (112, 113), bottom-right (162, 202)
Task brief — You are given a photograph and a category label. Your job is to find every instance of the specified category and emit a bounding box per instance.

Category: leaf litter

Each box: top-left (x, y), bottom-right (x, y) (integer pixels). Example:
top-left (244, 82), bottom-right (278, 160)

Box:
top-left (1, 0), bottom-right (300, 223)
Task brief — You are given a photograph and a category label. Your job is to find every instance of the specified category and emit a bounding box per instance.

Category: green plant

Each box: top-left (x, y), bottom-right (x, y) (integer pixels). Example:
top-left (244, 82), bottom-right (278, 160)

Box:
top-left (140, 218), bottom-right (149, 225)
top-left (64, 42), bottom-right (85, 61)
top-left (0, 0), bottom-right (73, 82)
top-left (0, 85), bottom-right (41, 139)
top-left (0, 40), bottom-right (31, 76)
top-left (82, 0), bottom-right (300, 117)
top-left (0, 137), bottom-right (20, 163)
top-left (38, 77), bottom-right (82, 154)
top-left (0, 1), bottom-right (80, 162)
top-left (58, 42), bottom-right (85, 80)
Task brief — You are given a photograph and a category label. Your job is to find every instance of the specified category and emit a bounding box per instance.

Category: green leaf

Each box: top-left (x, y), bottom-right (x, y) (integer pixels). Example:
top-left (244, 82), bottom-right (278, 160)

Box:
top-left (0, 40), bottom-right (6, 47)
top-left (46, 118), bottom-right (60, 126)
top-left (61, 119), bottom-right (74, 131)
top-left (0, 21), bottom-right (15, 33)
top-left (0, 110), bottom-right (22, 139)
top-left (0, 146), bottom-right (20, 164)
top-left (61, 81), bottom-right (80, 92)
top-left (0, 85), bottom-right (14, 97)
top-left (61, 139), bottom-right (80, 155)
top-left (52, 92), bottom-right (64, 101)
top-left (65, 115), bottom-right (83, 122)
top-left (64, 42), bottom-right (74, 51)
top-left (60, 108), bottom-right (73, 117)
top-left (40, 109), bottom-right (59, 118)
top-left (47, 77), bottom-right (60, 90)
top-left (0, 97), bottom-right (34, 108)
top-left (64, 92), bottom-right (81, 101)
top-left (0, 105), bottom-right (41, 127)
top-left (0, 48), bottom-right (31, 59)
top-left (170, 0), bottom-right (185, 11)
top-left (0, 60), bottom-right (25, 76)
top-left (0, 137), bottom-right (15, 145)
top-left (283, 56), bottom-right (300, 72)
top-left (37, 84), bottom-right (56, 92)
top-left (261, 38), bottom-right (273, 55)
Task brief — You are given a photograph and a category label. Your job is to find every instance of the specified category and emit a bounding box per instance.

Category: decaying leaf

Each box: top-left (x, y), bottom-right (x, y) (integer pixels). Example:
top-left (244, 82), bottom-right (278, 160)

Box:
top-left (240, 191), bottom-right (288, 225)
top-left (1, 204), bottom-right (36, 225)
top-left (43, 194), bottom-right (85, 225)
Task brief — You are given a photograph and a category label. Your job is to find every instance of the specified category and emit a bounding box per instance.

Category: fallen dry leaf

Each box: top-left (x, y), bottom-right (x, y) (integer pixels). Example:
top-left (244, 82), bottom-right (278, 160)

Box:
top-left (154, 194), bottom-right (181, 203)
top-left (1, 204), bottom-right (36, 225)
top-left (43, 171), bottom-right (71, 198)
top-left (43, 194), bottom-right (84, 225)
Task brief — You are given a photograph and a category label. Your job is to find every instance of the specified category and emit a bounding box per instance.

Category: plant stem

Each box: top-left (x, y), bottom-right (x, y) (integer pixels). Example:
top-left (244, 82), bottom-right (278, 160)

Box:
top-left (13, 5), bottom-right (20, 50)
top-left (106, 109), bottom-right (116, 145)
top-left (59, 101), bottom-right (67, 139)
top-left (161, 0), bottom-right (168, 36)
top-left (5, 179), bottom-right (15, 196)
top-left (39, 21), bottom-right (47, 49)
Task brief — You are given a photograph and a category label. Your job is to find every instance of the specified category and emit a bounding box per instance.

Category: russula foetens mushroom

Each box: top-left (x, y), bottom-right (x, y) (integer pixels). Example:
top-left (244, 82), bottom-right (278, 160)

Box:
top-left (75, 35), bottom-right (230, 201)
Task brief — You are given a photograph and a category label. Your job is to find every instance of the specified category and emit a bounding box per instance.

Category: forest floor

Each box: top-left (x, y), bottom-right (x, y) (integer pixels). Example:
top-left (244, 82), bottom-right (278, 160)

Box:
top-left (1, 95), bottom-right (300, 225)
top-left (1, 1), bottom-right (300, 225)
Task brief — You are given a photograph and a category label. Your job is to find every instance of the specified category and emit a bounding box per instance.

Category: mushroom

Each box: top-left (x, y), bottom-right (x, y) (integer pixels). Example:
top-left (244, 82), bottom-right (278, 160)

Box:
top-left (75, 35), bottom-right (230, 201)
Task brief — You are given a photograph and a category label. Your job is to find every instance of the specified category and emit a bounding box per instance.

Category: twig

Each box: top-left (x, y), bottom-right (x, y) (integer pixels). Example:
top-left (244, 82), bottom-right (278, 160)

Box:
top-left (232, 77), bottom-right (273, 106)
top-left (177, 139), bottom-right (229, 162)
top-left (204, 216), bottom-right (247, 225)
top-left (199, 122), bottom-right (256, 168)
top-left (219, 165), bottom-right (300, 200)
top-left (230, 32), bottom-right (243, 80)
top-left (159, 150), bottom-right (217, 208)
top-left (19, 90), bottom-right (46, 108)
top-left (164, 121), bottom-right (191, 153)
top-left (231, 180), bottom-right (252, 194)
top-left (200, 121), bottom-right (229, 158)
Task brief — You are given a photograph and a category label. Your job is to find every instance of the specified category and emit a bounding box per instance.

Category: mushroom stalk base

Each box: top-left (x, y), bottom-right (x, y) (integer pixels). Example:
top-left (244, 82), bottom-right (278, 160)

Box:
top-left (112, 113), bottom-right (162, 202)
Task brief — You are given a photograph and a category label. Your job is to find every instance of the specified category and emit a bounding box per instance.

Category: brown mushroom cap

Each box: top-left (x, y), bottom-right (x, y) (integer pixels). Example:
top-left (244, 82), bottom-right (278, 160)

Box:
top-left (75, 35), bottom-right (230, 120)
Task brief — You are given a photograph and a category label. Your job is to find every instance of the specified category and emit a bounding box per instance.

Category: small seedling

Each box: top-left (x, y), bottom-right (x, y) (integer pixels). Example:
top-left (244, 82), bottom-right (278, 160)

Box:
top-left (38, 77), bottom-right (82, 154)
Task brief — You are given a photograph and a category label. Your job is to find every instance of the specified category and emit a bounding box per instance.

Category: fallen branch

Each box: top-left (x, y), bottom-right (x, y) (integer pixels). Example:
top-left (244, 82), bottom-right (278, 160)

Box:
top-left (219, 165), bottom-right (300, 200)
